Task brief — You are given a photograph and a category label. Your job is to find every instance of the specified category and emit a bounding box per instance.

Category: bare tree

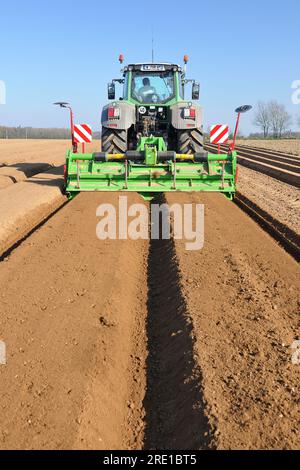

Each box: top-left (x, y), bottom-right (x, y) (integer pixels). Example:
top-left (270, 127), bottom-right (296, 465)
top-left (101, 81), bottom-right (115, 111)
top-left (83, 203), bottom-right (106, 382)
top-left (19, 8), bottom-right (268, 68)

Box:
top-left (268, 101), bottom-right (292, 139)
top-left (253, 102), bottom-right (271, 138)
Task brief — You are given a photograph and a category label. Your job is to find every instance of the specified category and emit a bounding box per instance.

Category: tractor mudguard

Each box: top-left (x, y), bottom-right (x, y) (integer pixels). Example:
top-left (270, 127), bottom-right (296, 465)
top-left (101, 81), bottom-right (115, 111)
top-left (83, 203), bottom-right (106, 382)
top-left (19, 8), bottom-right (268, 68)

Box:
top-left (170, 102), bottom-right (203, 130)
top-left (101, 101), bottom-right (136, 130)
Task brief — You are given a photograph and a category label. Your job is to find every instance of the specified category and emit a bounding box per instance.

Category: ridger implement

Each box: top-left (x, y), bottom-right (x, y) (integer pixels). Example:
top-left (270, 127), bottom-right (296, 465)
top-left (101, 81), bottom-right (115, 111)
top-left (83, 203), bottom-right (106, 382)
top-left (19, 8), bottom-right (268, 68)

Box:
top-left (56, 57), bottom-right (251, 200)
top-left (64, 144), bottom-right (237, 200)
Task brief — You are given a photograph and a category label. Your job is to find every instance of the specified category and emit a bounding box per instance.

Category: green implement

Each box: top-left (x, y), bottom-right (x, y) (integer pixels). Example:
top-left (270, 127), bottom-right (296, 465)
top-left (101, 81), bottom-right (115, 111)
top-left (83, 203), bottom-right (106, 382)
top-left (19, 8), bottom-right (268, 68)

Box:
top-left (64, 137), bottom-right (237, 200)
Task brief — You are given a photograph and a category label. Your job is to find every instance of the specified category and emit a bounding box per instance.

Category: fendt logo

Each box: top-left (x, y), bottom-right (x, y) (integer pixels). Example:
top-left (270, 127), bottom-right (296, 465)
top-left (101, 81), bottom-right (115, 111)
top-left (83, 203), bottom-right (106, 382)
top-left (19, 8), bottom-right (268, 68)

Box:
top-left (0, 80), bottom-right (6, 104)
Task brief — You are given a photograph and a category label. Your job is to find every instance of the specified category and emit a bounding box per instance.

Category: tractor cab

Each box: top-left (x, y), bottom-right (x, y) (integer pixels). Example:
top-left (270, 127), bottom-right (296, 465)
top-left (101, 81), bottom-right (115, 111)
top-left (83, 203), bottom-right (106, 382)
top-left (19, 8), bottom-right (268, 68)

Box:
top-left (108, 62), bottom-right (200, 105)
top-left (124, 64), bottom-right (179, 105)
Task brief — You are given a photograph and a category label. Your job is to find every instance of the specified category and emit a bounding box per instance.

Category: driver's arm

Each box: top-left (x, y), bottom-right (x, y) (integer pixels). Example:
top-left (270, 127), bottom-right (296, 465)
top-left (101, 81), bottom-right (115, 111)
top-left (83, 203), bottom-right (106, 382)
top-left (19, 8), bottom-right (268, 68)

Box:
top-left (139, 86), bottom-right (156, 96)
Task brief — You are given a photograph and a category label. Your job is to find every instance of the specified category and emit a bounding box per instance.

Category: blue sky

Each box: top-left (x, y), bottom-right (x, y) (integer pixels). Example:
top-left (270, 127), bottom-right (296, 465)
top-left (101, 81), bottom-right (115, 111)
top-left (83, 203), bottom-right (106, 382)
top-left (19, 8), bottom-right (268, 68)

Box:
top-left (0, 0), bottom-right (299, 135)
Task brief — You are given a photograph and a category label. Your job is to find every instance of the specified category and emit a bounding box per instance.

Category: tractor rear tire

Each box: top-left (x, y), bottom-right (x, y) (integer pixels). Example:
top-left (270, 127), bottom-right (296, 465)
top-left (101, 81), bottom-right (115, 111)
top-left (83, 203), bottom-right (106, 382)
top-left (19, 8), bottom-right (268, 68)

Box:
top-left (101, 127), bottom-right (127, 153)
top-left (177, 128), bottom-right (204, 154)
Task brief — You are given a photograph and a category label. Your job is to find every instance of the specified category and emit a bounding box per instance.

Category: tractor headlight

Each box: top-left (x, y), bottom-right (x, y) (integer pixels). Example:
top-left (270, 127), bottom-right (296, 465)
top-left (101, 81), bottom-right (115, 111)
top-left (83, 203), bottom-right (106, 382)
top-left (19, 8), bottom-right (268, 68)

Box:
top-left (139, 106), bottom-right (147, 115)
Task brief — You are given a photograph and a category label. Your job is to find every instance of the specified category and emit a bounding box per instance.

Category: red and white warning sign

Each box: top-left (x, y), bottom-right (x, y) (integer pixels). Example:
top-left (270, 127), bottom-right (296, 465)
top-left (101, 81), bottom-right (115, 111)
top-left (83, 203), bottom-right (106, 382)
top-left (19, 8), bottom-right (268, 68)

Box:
top-left (74, 124), bottom-right (92, 143)
top-left (210, 124), bottom-right (229, 144)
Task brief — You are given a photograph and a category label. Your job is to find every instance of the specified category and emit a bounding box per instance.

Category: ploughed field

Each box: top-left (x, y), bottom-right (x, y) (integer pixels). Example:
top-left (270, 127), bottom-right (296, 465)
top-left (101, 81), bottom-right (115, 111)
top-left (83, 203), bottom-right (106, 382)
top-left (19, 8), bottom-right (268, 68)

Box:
top-left (236, 139), bottom-right (300, 156)
top-left (0, 140), bottom-right (299, 450)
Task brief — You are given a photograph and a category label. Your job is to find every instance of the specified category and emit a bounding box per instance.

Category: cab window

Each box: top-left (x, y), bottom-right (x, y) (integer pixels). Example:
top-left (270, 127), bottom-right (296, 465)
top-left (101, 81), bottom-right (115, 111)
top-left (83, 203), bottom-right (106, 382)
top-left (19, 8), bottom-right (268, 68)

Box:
top-left (131, 71), bottom-right (175, 104)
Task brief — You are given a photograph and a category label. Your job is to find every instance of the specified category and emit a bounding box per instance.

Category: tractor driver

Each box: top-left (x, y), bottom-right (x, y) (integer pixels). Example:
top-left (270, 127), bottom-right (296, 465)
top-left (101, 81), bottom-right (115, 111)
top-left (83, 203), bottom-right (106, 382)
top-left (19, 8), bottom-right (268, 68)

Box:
top-left (138, 77), bottom-right (157, 102)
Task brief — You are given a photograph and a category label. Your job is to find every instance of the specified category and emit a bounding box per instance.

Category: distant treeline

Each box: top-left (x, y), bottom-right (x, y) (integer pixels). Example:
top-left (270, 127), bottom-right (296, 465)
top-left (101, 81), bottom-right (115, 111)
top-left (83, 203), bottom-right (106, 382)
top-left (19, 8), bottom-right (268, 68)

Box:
top-left (0, 126), bottom-right (101, 140)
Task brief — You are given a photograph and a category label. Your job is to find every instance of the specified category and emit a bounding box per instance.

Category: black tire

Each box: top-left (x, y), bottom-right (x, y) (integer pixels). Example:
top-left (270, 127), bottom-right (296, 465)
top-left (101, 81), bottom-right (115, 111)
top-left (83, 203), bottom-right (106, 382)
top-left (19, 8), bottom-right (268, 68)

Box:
top-left (177, 128), bottom-right (204, 154)
top-left (101, 127), bottom-right (127, 153)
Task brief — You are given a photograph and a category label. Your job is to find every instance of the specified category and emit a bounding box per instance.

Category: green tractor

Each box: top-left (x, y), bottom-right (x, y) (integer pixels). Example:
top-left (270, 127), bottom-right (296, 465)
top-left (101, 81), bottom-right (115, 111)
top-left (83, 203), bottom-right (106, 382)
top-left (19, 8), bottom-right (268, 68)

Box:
top-left (63, 56), bottom-right (237, 200)
top-left (102, 58), bottom-right (204, 155)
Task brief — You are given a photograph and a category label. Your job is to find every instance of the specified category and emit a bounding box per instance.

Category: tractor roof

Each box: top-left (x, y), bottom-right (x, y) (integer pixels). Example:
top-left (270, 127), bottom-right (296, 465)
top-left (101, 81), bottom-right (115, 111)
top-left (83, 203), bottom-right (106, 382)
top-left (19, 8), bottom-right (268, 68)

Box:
top-left (124, 63), bottom-right (182, 72)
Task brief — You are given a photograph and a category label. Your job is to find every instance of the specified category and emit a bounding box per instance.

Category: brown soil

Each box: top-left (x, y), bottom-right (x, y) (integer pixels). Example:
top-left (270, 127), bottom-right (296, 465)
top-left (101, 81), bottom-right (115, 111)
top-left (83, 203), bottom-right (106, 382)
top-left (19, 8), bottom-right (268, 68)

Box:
top-left (166, 192), bottom-right (300, 450)
top-left (238, 165), bottom-right (300, 234)
top-left (237, 139), bottom-right (300, 156)
top-left (0, 139), bottom-right (100, 166)
top-left (0, 140), bottom-right (100, 188)
top-left (0, 186), bottom-right (299, 450)
top-left (0, 192), bottom-right (148, 450)
top-left (0, 167), bottom-right (65, 257)
top-left (0, 140), bottom-right (102, 256)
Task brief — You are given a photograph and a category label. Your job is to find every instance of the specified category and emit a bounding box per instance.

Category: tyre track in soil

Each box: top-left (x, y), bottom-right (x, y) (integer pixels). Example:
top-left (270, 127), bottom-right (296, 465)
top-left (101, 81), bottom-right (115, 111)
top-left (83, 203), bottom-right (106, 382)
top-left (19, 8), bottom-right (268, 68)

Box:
top-left (166, 192), bottom-right (300, 449)
top-left (143, 230), bottom-right (213, 450)
top-left (234, 192), bottom-right (300, 262)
